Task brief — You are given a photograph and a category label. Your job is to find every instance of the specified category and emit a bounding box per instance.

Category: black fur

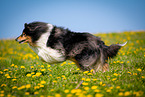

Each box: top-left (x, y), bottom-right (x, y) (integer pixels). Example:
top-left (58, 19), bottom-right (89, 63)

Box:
top-left (17, 22), bottom-right (123, 72)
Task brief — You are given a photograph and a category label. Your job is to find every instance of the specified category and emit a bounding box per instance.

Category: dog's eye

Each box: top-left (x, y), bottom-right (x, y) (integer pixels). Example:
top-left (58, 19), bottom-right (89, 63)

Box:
top-left (23, 33), bottom-right (26, 36)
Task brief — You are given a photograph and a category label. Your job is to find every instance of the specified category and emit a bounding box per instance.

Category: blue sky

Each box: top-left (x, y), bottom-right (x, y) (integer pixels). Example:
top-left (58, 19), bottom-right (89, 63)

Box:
top-left (0, 0), bottom-right (145, 39)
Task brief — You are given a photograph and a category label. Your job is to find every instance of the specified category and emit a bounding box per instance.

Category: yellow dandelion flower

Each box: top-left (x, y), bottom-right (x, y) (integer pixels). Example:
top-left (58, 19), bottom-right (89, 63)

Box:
top-left (55, 94), bottom-right (61, 97)
top-left (92, 79), bottom-right (97, 81)
top-left (7, 76), bottom-right (11, 78)
top-left (12, 79), bottom-right (17, 81)
top-left (26, 84), bottom-right (31, 88)
top-left (25, 92), bottom-right (29, 95)
top-left (116, 86), bottom-right (120, 89)
top-left (88, 73), bottom-right (93, 75)
top-left (64, 89), bottom-right (69, 93)
top-left (113, 73), bottom-right (118, 76)
top-left (34, 86), bottom-right (40, 90)
top-left (82, 78), bottom-right (85, 81)
top-left (40, 84), bottom-right (44, 87)
top-left (83, 71), bottom-right (89, 74)
top-left (1, 84), bottom-right (6, 87)
top-left (118, 92), bottom-right (124, 96)
top-left (21, 66), bottom-right (25, 69)
top-left (82, 82), bottom-right (88, 85)
top-left (112, 78), bottom-right (117, 81)
top-left (95, 93), bottom-right (103, 97)
top-left (106, 89), bottom-right (111, 92)
top-left (76, 68), bottom-right (80, 70)
top-left (14, 65), bottom-right (18, 68)
top-left (99, 82), bottom-right (103, 85)
top-left (91, 86), bottom-right (98, 89)
top-left (84, 87), bottom-right (89, 91)
top-left (31, 66), bottom-right (34, 68)
top-left (11, 64), bottom-right (14, 67)
top-left (41, 81), bottom-right (46, 84)
top-left (4, 69), bottom-right (8, 71)
top-left (41, 69), bottom-right (46, 72)
top-left (1, 91), bottom-right (4, 93)
top-left (36, 72), bottom-right (42, 76)
top-left (53, 80), bottom-right (57, 83)
top-left (86, 78), bottom-right (91, 81)
top-left (34, 91), bottom-right (39, 95)
top-left (124, 91), bottom-right (130, 96)
top-left (0, 71), bottom-right (3, 74)
top-left (26, 74), bottom-right (31, 77)
top-left (66, 94), bottom-right (72, 97)
top-left (47, 65), bottom-right (51, 67)
top-left (137, 68), bottom-right (142, 72)
top-left (94, 89), bottom-right (100, 92)
top-left (12, 86), bottom-right (17, 89)
top-left (4, 72), bottom-right (9, 77)
top-left (87, 94), bottom-right (93, 97)
top-left (51, 89), bottom-right (54, 91)
top-left (49, 74), bottom-right (52, 76)
top-left (0, 94), bottom-right (4, 97)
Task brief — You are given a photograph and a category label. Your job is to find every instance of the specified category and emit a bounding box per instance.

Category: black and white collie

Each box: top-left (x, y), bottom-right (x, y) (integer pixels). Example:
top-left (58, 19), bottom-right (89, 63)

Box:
top-left (15, 22), bottom-right (126, 72)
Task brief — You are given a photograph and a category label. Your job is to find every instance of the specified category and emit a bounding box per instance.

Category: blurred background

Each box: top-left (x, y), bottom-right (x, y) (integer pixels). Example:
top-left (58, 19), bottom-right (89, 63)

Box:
top-left (0, 0), bottom-right (145, 39)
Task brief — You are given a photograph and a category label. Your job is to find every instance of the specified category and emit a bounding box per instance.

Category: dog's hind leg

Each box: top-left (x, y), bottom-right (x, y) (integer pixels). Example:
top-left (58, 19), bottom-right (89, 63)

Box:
top-left (103, 63), bottom-right (109, 72)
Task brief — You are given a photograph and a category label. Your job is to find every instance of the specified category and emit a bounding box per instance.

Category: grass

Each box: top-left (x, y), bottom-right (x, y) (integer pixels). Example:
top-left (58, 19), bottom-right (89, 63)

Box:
top-left (0, 31), bottom-right (145, 97)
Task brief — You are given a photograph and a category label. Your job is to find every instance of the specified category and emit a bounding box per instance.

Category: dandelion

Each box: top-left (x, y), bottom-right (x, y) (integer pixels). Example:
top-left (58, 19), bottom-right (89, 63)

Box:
top-left (41, 65), bottom-right (44, 68)
top-left (113, 73), bottom-right (118, 76)
top-left (124, 91), bottom-right (131, 96)
top-left (95, 93), bottom-right (103, 97)
top-left (14, 65), bottom-right (18, 68)
top-left (34, 91), bottom-right (39, 95)
top-left (40, 84), bottom-right (44, 87)
top-left (116, 86), bottom-right (120, 89)
top-left (88, 73), bottom-right (93, 75)
top-left (99, 82), bottom-right (102, 85)
top-left (137, 68), bottom-right (142, 72)
top-left (21, 66), bottom-right (25, 69)
top-left (51, 89), bottom-right (54, 91)
top-left (12, 79), bottom-right (17, 81)
top-left (92, 79), bottom-right (97, 81)
top-left (71, 89), bottom-right (77, 93)
top-left (34, 86), bottom-right (40, 90)
top-left (82, 82), bottom-right (88, 85)
top-left (76, 68), bottom-right (80, 70)
top-left (47, 65), bottom-right (51, 67)
top-left (87, 94), bottom-right (93, 97)
top-left (18, 85), bottom-right (25, 90)
top-left (91, 86), bottom-right (98, 89)
top-left (41, 81), bottom-right (46, 84)
top-left (5, 74), bottom-right (9, 77)
top-left (94, 89), bottom-right (100, 92)
top-left (55, 94), bottom-right (61, 97)
top-left (49, 74), bottom-right (52, 76)
top-left (86, 78), bottom-right (91, 81)
top-left (0, 94), bottom-right (4, 97)
top-left (64, 89), bottom-right (69, 93)
top-left (11, 64), bottom-right (14, 67)
top-left (112, 78), bottom-right (117, 81)
top-left (118, 92), bottom-right (124, 96)
top-left (66, 94), bottom-right (72, 97)
top-left (41, 69), bottom-right (46, 72)
top-left (12, 86), bottom-right (17, 89)
top-left (82, 78), bottom-right (85, 81)
top-left (26, 84), bottom-right (31, 88)
top-left (3, 69), bottom-right (8, 71)
top-left (1, 84), bottom-right (6, 87)
top-left (84, 87), bottom-right (89, 91)
top-left (0, 71), bottom-right (3, 74)
top-left (53, 80), bottom-right (57, 83)
top-left (106, 89), bottom-right (111, 92)
top-left (83, 71), bottom-right (89, 74)
top-left (36, 72), bottom-right (42, 77)
top-left (25, 92), bottom-right (30, 95)
top-left (26, 74), bottom-right (31, 77)
top-left (31, 66), bottom-right (34, 68)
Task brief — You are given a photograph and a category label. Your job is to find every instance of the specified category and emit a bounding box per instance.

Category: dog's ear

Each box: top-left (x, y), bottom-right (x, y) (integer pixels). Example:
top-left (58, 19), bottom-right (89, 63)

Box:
top-left (24, 23), bottom-right (28, 28)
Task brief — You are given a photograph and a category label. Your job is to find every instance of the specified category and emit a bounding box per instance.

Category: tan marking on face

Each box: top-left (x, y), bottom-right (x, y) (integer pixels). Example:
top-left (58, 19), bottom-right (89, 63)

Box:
top-left (17, 32), bottom-right (36, 47)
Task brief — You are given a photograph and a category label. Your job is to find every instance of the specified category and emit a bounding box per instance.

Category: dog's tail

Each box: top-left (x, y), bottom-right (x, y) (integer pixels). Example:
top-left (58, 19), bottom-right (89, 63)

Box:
top-left (103, 42), bottom-right (127, 59)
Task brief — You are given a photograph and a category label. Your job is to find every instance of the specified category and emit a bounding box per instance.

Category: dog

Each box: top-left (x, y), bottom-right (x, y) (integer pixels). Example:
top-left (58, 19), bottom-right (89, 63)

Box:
top-left (15, 22), bottom-right (127, 72)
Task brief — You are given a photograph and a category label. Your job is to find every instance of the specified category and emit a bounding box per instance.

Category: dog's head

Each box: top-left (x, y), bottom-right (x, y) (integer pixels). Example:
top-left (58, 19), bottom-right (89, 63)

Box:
top-left (15, 22), bottom-right (49, 46)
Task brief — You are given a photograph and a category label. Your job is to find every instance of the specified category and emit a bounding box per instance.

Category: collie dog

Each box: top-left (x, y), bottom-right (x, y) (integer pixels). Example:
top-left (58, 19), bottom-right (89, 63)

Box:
top-left (15, 22), bottom-right (126, 72)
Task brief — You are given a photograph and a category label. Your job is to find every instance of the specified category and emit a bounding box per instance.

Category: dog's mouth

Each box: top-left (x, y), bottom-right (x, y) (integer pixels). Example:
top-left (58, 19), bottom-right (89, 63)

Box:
top-left (18, 39), bottom-right (27, 44)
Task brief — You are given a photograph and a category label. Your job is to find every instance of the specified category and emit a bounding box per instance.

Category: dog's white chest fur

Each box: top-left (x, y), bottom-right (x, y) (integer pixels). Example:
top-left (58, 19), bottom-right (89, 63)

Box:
top-left (29, 24), bottom-right (65, 64)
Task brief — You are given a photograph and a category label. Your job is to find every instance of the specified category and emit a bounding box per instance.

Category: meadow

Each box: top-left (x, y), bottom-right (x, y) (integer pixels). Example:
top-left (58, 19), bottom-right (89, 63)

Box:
top-left (0, 31), bottom-right (145, 97)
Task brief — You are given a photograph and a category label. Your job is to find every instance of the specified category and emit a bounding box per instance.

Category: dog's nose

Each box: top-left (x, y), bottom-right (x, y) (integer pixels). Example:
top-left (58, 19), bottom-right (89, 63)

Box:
top-left (15, 37), bottom-right (18, 41)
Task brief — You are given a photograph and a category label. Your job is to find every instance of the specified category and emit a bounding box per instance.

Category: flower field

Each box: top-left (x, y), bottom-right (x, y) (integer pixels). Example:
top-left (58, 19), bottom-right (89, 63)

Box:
top-left (0, 31), bottom-right (145, 97)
